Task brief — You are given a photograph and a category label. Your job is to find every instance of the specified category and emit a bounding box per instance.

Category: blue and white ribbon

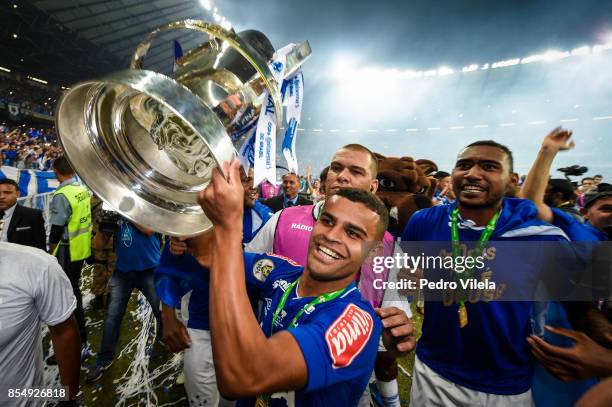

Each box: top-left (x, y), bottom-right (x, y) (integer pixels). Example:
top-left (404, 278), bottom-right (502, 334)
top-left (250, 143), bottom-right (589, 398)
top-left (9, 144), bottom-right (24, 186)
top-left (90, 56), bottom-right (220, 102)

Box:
top-left (252, 94), bottom-right (278, 186)
top-left (250, 44), bottom-right (306, 185)
top-left (281, 68), bottom-right (304, 174)
top-left (252, 45), bottom-right (293, 186)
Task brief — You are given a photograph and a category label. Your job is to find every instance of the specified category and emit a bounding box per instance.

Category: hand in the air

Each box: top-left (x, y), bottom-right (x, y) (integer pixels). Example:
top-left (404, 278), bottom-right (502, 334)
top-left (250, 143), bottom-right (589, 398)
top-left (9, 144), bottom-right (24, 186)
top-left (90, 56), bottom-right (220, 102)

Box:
top-left (161, 304), bottom-right (191, 353)
top-left (375, 306), bottom-right (416, 358)
top-left (527, 325), bottom-right (612, 381)
top-left (541, 127), bottom-right (574, 153)
top-left (198, 159), bottom-right (244, 230)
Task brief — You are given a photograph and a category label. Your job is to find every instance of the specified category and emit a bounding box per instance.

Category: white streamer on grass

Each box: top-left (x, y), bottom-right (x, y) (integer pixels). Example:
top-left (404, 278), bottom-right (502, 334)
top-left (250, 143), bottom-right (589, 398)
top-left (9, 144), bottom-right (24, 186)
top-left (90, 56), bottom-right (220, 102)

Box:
top-left (43, 266), bottom-right (185, 405)
top-left (114, 293), bottom-right (184, 406)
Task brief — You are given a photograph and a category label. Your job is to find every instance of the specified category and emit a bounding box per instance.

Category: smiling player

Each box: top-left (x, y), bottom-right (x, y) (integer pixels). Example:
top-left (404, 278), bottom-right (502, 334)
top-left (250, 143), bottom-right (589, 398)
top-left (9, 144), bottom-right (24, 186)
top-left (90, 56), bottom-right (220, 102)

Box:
top-left (199, 159), bottom-right (413, 406)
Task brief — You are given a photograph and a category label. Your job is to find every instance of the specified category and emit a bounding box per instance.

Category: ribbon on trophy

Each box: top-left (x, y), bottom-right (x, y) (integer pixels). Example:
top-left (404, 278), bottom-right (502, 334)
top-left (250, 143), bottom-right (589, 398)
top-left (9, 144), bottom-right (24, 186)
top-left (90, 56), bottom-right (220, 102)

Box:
top-left (281, 68), bottom-right (304, 174)
top-left (245, 44), bottom-right (304, 186)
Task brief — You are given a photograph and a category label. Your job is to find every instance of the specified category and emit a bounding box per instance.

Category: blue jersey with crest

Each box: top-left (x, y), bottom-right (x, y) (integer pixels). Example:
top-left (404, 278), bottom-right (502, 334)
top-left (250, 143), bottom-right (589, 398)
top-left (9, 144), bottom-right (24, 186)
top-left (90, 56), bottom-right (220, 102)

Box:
top-left (239, 252), bottom-right (382, 407)
top-left (402, 198), bottom-right (575, 395)
top-left (154, 202), bottom-right (273, 330)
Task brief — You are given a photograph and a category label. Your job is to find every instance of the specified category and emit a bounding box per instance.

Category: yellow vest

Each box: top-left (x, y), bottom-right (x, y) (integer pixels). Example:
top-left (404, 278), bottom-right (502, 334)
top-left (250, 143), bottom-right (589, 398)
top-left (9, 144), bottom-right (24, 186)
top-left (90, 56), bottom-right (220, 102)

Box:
top-left (54, 183), bottom-right (92, 261)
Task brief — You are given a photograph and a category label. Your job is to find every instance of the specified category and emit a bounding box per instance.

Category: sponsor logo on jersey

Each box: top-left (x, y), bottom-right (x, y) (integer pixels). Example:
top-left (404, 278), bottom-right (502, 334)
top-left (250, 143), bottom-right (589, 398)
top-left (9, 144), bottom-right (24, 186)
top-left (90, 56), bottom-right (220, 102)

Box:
top-left (272, 279), bottom-right (290, 291)
top-left (290, 222), bottom-right (313, 232)
top-left (325, 304), bottom-right (374, 368)
top-left (253, 258), bottom-right (275, 282)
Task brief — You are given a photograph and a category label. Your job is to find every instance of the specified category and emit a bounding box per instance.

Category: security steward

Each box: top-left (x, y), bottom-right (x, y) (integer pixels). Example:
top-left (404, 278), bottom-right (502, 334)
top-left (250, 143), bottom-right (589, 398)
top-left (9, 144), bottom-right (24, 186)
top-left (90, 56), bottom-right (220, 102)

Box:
top-left (48, 156), bottom-right (92, 354)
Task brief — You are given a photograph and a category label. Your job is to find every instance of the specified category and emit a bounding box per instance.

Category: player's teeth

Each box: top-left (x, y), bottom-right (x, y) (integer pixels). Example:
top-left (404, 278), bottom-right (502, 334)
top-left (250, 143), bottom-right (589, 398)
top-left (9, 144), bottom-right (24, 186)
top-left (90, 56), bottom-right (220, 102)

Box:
top-left (319, 245), bottom-right (339, 259)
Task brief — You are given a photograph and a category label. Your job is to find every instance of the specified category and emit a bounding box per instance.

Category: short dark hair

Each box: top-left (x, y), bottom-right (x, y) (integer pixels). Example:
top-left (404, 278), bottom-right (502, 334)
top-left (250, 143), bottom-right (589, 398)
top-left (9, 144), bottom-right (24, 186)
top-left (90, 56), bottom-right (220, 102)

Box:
top-left (319, 166), bottom-right (329, 194)
top-left (339, 144), bottom-right (379, 178)
top-left (433, 171), bottom-right (450, 180)
top-left (282, 172), bottom-right (299, 181)
top-left (581, 177), bottom-right (594, 184)
top-left (594, 174), bottom-right (603, 178)
top-left (52, 156), bottom-right (74, 176)
top-left (548, 178), bottom-right (574, 201)
top-left (319, 166), bottom-right (329, 183)
top-left (465, 140), bottom-right (514, 172)
top-left (0, 178), bottom-right (19, 190)
top-left (326, 187), bottom-right (389, 240)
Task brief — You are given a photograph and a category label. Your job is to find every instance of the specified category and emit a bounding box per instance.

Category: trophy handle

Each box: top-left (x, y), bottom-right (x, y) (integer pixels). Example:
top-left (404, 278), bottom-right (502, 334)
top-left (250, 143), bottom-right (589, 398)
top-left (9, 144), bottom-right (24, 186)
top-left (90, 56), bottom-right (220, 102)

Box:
top-left (129, 19), bottom-right (283, 133)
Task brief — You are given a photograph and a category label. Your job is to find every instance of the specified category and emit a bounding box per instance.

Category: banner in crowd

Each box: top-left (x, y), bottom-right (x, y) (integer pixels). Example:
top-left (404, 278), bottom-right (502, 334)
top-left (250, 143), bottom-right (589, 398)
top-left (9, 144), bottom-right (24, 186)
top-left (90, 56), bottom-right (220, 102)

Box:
top-left (0, 166), bottom-right (59, 197)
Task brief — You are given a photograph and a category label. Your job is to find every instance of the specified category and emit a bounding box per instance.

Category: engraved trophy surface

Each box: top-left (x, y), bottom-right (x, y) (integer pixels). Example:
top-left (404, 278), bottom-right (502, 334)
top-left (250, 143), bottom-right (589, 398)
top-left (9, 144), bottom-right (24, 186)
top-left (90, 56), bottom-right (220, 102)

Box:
top-left (55, 20), bottom-right (311, 236)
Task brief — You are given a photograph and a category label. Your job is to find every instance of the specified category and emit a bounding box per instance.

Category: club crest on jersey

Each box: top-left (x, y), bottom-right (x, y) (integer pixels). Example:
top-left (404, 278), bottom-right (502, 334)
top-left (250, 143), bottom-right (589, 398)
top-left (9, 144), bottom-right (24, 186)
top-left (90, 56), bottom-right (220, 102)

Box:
top-left (253, 258), bottom-right (275, 282)
top-left (325, 304), bottom-right (374, 368)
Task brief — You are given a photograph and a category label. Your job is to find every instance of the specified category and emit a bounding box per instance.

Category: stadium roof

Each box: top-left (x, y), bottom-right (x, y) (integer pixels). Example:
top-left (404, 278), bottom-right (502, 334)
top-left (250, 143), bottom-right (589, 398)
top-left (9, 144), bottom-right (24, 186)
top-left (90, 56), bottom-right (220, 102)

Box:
top-left (3, 0), bottom-right (612, 87)
top-left (32, 0), bottom-right (210, 74)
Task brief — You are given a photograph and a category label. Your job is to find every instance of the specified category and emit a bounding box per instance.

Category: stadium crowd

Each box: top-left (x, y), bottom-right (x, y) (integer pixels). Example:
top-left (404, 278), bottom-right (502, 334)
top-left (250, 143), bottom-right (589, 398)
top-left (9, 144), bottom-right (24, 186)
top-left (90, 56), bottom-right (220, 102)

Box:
top-left (0, 125), bottom-right (611, 407)
top-left (0, 123), bottom-right (62, 169)
top-left (0, 74), bottom-right (59, 116)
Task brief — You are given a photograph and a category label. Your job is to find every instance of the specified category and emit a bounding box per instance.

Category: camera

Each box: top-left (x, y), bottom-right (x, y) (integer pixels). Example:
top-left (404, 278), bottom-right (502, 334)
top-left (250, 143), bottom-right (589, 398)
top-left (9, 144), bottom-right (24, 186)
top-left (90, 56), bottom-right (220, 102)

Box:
top-left (98, 202), bottom-right (119, 234)
top-left (557, 165), bottom-right (588, 178)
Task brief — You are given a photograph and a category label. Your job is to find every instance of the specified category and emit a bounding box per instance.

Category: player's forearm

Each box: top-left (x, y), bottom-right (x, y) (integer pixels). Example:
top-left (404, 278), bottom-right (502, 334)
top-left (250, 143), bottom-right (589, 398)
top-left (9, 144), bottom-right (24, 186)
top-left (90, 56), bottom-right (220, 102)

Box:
top-left (520, 147), bottom-right (556, 222)
top-left (49, 316), bottom-right (81, 399)
top-left (521, 147), bottom-right (555, 203)
top-left (210, 227), bottom-right (273, 392)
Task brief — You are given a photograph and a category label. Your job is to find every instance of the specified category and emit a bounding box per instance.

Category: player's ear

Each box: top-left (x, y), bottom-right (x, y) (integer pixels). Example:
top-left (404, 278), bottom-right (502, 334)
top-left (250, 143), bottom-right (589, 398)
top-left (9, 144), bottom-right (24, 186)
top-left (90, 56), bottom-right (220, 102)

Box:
top-left (370, 179), bottom-right (379, 193)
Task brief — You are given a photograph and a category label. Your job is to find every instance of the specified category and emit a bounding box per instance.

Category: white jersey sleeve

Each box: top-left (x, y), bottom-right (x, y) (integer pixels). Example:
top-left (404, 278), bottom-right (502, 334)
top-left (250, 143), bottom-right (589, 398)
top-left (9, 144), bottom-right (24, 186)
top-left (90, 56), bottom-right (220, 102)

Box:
top-left (244, 209), bottom-right (281, 253)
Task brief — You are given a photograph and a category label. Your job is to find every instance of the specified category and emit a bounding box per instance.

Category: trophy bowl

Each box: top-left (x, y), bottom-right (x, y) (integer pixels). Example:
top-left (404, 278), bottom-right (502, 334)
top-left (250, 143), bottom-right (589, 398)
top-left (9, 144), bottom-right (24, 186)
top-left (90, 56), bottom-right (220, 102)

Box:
top-left (55, 20), bottom-right (310, 236)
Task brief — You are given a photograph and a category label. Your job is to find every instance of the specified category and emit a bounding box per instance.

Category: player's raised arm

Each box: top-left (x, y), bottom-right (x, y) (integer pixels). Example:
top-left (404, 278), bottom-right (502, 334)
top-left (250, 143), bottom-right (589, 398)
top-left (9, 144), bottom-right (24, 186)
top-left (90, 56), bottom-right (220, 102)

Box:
top-left (198, 160), bottom-right (308, 397)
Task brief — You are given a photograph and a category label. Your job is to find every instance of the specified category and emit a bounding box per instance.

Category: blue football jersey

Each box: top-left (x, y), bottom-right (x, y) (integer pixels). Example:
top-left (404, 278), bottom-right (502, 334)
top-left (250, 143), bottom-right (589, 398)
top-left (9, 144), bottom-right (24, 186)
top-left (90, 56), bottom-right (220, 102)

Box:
top-left (402, 198), bottom-right (573, 395)
top-left (154, 242), bottom-right (211, 330)
top-left (243, 201), bottom-right (275, 244)
top-left (242, 252), bottom-right (382, 407)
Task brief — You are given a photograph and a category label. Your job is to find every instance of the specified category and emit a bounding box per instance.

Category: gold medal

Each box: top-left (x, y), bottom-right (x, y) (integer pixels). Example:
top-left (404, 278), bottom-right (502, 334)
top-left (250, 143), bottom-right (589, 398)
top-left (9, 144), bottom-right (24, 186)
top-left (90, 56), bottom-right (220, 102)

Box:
top-left (458, 303), bottom-right (468, 328)
top-left (254, 396), bottom-right (268, 407)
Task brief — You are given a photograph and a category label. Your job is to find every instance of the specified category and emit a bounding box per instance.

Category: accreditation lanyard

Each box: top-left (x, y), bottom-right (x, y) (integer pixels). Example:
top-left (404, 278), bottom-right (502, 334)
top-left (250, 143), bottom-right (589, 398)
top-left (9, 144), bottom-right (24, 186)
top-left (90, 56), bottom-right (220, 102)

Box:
top-left (268, 277), bottom-right (348, 335)
top-left (450, 207), bottom-right (500, 328)
top-left (256, 279), bottom-right (348, 407)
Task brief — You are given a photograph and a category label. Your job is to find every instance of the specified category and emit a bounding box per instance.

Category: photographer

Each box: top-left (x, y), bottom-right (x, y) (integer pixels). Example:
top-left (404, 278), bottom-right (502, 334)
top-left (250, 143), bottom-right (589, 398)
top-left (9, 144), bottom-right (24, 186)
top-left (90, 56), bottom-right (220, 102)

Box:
top-left (89, 195), bottom-right (116, 309)
top-left (85, 214), bottom-right (163, 383)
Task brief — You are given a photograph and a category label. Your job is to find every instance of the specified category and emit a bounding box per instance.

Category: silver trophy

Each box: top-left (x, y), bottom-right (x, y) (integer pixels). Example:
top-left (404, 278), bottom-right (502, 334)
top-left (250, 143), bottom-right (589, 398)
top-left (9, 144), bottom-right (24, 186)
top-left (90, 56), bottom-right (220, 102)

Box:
top-left (55, 20), bottom-right (310, 236)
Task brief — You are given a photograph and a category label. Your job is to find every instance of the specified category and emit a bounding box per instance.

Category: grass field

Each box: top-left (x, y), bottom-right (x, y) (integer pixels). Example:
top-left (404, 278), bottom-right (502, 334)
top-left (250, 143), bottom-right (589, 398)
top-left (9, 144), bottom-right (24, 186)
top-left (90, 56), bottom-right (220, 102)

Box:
top-left (46, 267), bottom-right (423, 406)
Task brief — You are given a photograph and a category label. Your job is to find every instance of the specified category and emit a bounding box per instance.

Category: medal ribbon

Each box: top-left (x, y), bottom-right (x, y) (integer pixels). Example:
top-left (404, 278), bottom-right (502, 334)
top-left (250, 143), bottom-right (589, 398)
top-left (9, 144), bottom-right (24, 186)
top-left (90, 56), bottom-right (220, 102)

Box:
top-left (450, 207), bottom-right (500, 319)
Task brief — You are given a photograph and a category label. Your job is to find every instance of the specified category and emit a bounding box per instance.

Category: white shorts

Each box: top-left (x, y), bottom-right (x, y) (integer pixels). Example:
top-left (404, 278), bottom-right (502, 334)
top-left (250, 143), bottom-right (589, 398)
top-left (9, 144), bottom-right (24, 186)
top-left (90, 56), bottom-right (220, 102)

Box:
top-left (410, 356), bottom-right (534, 407)
top-left (183, 328), bottom-right (235, 407)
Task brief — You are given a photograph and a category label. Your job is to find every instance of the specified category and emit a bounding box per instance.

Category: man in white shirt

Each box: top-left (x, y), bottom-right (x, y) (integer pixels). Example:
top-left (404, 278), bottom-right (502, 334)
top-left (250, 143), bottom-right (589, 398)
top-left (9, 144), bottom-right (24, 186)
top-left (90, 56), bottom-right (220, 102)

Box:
top-left (0, 242), bottom-right (81, 406)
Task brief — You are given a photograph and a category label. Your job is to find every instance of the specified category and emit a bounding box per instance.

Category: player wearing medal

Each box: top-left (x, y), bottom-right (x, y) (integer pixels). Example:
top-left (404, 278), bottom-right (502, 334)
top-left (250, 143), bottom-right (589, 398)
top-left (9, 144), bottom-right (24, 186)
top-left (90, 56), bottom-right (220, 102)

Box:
top-left (199, 159), bottom-right (413, 406)
top-left (402, 140), bottom-right (573, 406)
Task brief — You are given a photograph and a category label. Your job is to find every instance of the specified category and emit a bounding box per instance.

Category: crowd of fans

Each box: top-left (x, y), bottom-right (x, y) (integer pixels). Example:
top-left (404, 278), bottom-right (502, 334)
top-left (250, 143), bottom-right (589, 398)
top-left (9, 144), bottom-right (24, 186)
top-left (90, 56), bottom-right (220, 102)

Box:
top-left (0, 74), bottom-right (59, 116)
top-left (0, 123), bottom-right (62, 170)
